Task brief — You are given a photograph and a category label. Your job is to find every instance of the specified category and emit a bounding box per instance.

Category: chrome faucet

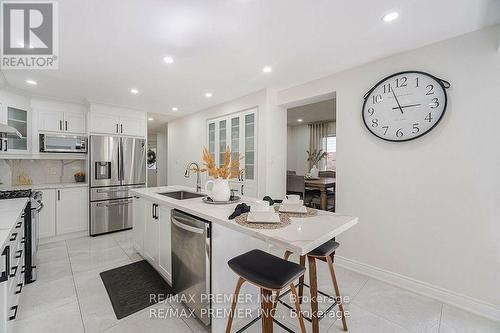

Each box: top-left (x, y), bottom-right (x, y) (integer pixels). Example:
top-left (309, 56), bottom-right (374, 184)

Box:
top-left (184, 162), bottom-right (202, 192)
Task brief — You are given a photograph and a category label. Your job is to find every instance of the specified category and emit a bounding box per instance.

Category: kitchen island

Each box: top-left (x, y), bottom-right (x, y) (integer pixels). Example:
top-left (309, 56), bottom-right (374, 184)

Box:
top-left (131, 185), bottom-right (358, 332)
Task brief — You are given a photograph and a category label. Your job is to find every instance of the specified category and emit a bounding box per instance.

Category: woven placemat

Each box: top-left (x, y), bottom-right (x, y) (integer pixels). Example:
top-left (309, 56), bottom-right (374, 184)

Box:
top-left (235, 212), bottom-right (291, 229)
top-left (274, 205), bottom-right (318, 218)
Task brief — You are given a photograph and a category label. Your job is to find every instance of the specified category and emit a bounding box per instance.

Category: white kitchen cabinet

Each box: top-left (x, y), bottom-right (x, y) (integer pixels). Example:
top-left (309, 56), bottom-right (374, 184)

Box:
top-left (38, 109), bottom-right (86, 134)
top-left (37, 110), bottom-right (63, 132)
top-left (89, 107), bottom-right (145, 137)
top-left (157, 205), bottom-right (172, 282)
top-left (207, 108), bottom-right (258, 197)
top-left (134, 198), bottom-right (172, 282)
top-left (1, 106), bottom-right (31, 154)
top-left (55, 187), bottom-right (88, 234)
top-left (63, 112), bottom-right (86, 134)
top-left (143, 201), bottom-right (159, 265)
top-left (132, 196), bottom-right (146, 254)
top-left (38, 189), bottom-right (56, 239)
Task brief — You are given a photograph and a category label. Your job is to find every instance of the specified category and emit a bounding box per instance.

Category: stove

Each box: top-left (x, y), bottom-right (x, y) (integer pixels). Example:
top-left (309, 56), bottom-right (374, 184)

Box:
top-left (0, 189), bottom-right (32, 199)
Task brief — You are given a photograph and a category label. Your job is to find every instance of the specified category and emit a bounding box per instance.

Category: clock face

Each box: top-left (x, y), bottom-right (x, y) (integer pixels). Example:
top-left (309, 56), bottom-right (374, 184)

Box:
top-left (362, 71), bottom-right (449, 142)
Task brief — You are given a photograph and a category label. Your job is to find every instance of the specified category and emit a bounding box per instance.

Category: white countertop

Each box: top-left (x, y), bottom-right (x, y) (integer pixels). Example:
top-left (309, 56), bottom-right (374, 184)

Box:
top-left (132, 185), bottom-right (358, 255)
top-left (2, 182), bottom-right (88, 191)
top-left (0, 198), bottom-right (28, 250)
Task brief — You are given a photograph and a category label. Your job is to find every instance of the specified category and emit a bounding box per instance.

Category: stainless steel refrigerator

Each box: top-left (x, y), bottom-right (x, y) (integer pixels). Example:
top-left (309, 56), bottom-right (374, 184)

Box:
top-left (89, 135), bottom-right (146, 236)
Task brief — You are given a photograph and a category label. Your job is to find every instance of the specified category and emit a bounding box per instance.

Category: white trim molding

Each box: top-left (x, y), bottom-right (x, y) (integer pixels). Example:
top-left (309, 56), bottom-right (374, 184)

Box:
top-left (335, 256), bottom-right (500, 323)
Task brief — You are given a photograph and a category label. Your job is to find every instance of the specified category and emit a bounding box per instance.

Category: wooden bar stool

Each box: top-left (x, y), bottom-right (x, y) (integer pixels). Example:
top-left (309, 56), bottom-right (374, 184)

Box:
top-left (277, 241), bottom-right (348, 333)
top-left (226, 249), bottom-right (308, 333)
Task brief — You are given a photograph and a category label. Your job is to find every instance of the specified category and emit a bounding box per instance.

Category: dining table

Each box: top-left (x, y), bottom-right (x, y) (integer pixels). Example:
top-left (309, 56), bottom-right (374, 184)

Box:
top-left (305, 177), bottom-right (336, 210)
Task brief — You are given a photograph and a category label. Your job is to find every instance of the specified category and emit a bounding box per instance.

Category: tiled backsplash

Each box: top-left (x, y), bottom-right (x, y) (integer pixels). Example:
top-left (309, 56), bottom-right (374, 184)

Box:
top-left (0, 159), bottom-right (86, 187)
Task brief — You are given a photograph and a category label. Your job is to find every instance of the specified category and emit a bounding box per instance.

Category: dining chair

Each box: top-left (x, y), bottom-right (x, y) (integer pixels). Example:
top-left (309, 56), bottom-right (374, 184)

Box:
top-left (286, 174), bottom-right (305, 199)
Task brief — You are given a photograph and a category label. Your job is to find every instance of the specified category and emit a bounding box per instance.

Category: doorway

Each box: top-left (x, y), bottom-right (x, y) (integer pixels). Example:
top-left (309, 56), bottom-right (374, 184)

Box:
top-left (147, 112), bottom-right (169, 187)
top-left (286, 98), bottom-right (336, 211)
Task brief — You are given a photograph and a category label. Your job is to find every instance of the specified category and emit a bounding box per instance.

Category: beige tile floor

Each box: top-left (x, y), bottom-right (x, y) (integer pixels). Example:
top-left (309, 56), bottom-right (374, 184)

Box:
top-left (12, 230), bottom-right (500, 333)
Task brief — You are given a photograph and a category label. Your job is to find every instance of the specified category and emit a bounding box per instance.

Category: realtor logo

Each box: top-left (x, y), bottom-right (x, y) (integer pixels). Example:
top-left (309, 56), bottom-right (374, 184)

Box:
top-left (1, 1), bottom-right (58, 69)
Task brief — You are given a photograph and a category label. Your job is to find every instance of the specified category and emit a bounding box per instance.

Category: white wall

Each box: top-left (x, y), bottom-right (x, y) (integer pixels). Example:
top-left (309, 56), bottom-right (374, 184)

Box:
top-left (167, 89), bottom-right (286, 197)
top-left (277, 25), bottom-right (500, 315)
top-left (156, 126), bottom-right (168, 186)
top-left (287, 124), bottom-right (310, 175)
top-left (287, 121), bottom-right (336, 175)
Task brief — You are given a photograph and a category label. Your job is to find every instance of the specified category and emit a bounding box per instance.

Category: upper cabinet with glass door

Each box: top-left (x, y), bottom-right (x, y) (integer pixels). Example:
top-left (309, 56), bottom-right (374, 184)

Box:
top-left (207, 108), bottom-right (258, 197)
top-left (5, 106), bottom-right (30, 153)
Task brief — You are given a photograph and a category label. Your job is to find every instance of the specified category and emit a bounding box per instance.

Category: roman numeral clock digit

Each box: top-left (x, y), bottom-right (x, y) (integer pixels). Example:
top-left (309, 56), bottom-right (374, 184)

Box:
top-left (362, 71), bottom-right (450, 142)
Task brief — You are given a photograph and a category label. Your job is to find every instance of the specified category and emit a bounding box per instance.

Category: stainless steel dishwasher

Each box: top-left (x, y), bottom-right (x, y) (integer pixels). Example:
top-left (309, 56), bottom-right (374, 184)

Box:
top-left (171, 209), bottom-right (211, 326)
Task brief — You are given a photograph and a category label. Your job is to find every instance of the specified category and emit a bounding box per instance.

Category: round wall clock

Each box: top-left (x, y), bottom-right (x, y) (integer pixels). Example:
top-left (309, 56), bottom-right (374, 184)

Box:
top-left (362, 71), bottom-right (450, 142)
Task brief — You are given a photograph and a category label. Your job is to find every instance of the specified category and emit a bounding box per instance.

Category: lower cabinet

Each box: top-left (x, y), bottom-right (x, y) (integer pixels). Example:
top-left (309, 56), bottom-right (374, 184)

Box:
top-left (38, 189), bottom-right (56, 239)
top-left (132, 196), bottom-right (146, 254)
top-left (39, 186), bottom-right (88, 239)
top-left (157, 205), bottom-right (172, 281)
top-left (134, 198), bottom-right (172, 283)
top-left (0, 214), bottom-right (25, 333)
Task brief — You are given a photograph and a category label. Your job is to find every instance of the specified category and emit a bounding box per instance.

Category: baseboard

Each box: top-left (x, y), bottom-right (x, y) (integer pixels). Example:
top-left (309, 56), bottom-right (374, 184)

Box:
top-left (39, 230), bottom-right (88, 245)
top-left (335, 255), bottom-right (500, 323)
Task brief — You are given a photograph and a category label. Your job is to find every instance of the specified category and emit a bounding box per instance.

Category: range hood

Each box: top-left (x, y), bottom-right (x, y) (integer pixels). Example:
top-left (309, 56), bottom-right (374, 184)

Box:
top-left (0, 123), bottom-right (22, 138)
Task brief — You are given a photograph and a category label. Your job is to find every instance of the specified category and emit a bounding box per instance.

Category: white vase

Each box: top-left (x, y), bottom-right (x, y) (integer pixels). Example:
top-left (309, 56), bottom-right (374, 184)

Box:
top-left (205, 178), bottom-right (231, 202)
top-left (310, 164), bottom-right (319, 178)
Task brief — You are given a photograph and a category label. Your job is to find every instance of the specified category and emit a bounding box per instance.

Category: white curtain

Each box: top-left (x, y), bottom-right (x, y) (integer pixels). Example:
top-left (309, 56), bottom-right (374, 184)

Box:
top-left (309, 122), bottom-right (329, 168)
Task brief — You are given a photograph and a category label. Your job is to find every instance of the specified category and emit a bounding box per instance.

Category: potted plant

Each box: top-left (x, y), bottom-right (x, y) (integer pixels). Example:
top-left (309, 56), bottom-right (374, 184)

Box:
top-left (196, 146), bottom-right (243, 201)
top-left (306, 149), bottom-right (327, 178)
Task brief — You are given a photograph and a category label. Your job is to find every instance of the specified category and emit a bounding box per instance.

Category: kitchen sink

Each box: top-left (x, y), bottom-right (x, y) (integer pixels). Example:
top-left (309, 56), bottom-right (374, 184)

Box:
top-left (158, 191), bottom-right (205, 200)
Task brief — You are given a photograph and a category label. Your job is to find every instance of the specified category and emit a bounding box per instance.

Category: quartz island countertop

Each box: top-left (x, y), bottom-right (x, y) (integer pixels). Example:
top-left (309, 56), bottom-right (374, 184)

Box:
top-left (132, 185), bottom-right (358, 255)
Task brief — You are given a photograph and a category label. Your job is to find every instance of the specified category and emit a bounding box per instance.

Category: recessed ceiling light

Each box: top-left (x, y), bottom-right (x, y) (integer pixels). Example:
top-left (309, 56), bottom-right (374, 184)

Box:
top-left (205, 92), bottom-right (213, 98)
top-left (262, 66), bottom-right (272, 73)
top-left (297, 118), bottom-right (303, 122)
top-left (148, 117), bottom-right (154, 121)
top-left (171, 107), bottom-right (179, 112)
top-left (130, 88), bottom-right (139, 94)
top-left (163, 56), bottom-right (174, 64)
top-left (382, 11), bottom-right (399, 23)
top-left (26, 79), bottom-right (37, 85)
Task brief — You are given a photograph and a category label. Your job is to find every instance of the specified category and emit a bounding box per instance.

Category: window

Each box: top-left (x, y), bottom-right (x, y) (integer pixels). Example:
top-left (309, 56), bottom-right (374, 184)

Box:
top-left (322, 136), bottom-right (336, 171)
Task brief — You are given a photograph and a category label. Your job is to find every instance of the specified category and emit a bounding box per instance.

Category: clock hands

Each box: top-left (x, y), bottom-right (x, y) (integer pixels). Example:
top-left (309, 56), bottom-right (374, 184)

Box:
top-left (391, 103), bottom-right (422, 110)
top-left (391, 90), bottom-right (404, 114)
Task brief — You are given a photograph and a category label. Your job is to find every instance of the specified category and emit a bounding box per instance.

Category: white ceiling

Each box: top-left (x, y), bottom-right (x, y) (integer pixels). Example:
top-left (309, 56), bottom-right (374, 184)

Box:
top-left (1, 0), bottom-right (499, 120)
top-left (287, 99), bottom-right (335, 126)
top-left (147, 112), bottom-right (170, 135)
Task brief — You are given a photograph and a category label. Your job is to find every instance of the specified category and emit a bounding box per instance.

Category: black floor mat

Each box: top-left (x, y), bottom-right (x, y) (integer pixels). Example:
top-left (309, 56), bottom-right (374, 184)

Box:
top-left (100, 260), bottom-right (174, 319)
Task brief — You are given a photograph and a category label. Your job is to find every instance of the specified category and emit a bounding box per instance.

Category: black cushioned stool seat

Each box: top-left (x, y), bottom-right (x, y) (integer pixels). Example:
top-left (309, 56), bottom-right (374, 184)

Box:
top-left (228, 249), bottom-right (305, 290)
top-left (308, 240), bottom-right (339, 257)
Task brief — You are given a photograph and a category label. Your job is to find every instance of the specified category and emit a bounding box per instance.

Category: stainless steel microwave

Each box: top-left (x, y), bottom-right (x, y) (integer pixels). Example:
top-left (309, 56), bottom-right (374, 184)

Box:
top-left (39, 134), bottom-right (87, 153)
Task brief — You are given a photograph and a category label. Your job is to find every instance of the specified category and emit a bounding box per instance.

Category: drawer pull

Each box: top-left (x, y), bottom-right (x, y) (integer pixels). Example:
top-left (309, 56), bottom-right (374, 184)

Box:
top-left (21, 237), bottom-right (25, 244)
top-left (9, 233), bottom-right (17, 241)
top-left (15, 222), bottom-right (22, 229)
top-left (15, 250), bottom-right (22, 259)
top-left (9, 265), bottom-right (18, 278)
top-left (15, 283), bottom-right (23, 294)
top-left (9, 305), bottom-right (18, 321)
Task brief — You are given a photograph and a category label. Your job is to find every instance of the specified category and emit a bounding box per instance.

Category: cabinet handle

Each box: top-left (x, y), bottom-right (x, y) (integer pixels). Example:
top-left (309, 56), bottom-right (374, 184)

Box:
top-left (4, 139), bottom-right (6, 152)
top-left (65, 121), bottom-right (68, 131)
top-left (116, 124), bottom-right (119, 133)
top-left (241, 184), bottom-right (244, 195)
top-left (152, 203), bottom-right (155, 219)
top-left (0, 246), bottom-right (9, 283)
top-left (15, 250), bottom-right (22, 259)
top-left (9, 265), bottom-right (18, 278)
top-left (57, 190), bottom-right (60, 201)
top-left (9, 233), bottom-right (17, 242)
top-left (9, 305), bottom-right (18, 321)
top-left (15, 283), bottom-right (23, 294)
top-left (120, 124), bottom-right (123, 133)
top-left (15, 222), bottom-right (22, 229)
